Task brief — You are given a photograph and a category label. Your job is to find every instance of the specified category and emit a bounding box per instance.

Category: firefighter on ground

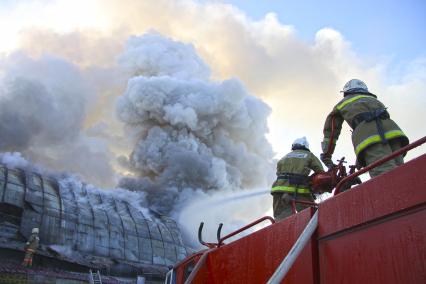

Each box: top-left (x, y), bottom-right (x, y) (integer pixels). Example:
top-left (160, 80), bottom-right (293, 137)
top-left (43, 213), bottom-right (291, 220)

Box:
top-left (320, 79), bottom-right (409, 177)
top-left (22, 227), bottom-right (39, 268)
top-left (271, 137), bottom-right (324, 221)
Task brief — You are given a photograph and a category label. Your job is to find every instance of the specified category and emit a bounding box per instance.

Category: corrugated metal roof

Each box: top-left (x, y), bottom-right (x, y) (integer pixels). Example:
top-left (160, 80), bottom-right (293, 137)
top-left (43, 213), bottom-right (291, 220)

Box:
top-left (0, 164), bottom-right (189, 274)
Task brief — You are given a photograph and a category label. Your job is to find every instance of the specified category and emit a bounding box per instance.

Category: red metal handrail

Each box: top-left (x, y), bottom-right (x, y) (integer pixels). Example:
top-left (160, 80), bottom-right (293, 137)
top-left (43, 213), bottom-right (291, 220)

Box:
top-left (294, 200), bottom-right (318, 207)
top-left (184, 247), bottom-right (217, 284)
top-left (198, 222), bottom-right (219, 249)
top-left (218, 216), bottom-right (275, 247)
top-left (291, 199), bottom-right (318, 214)
top-left (334, 136), bottom-right (426, 195)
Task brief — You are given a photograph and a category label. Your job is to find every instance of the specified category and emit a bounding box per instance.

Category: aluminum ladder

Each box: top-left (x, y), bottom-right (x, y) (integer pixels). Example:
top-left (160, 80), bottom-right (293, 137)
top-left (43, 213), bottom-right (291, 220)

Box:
top-left (89, 269), bottom-right (103, 284)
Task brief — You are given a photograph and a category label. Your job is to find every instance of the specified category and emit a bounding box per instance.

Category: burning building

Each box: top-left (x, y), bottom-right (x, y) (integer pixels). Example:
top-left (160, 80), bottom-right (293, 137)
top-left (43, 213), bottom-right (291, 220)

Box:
top-left (0, 163), bottom-right (189, 282)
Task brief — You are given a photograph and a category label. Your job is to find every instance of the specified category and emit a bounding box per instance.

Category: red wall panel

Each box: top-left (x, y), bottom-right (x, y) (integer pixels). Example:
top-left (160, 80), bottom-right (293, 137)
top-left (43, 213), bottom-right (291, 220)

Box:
top-left (319, 208), bottom-right (426, 283)
top-left (192, 208), bottom-right (317, 284)
top-left (318, 154), bottom-right (426, 238)
top-left (318, 154), bottom-right (426, 283)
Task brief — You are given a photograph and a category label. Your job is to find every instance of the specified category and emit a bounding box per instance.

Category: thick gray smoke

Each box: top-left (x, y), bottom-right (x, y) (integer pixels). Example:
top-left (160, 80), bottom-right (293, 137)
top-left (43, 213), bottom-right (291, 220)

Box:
top-left (0, 54), bottom-right (86, 149)
top-left (0, 53), bottom-right (115, 186)
top-left (116, 33), bottom-right (275, 215)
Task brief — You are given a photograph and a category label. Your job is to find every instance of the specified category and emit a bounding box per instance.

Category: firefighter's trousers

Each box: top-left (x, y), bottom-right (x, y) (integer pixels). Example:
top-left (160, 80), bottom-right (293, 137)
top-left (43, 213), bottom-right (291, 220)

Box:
top-left (272, 193), bottom-right (314, 221)
top-left (363, 139), bottom-right (404, 178)
top-left (22, 249), bottom-right (35, 268)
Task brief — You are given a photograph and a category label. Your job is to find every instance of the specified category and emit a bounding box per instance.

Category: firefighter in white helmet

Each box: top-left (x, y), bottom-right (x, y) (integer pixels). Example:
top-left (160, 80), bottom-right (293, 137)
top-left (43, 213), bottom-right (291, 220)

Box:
top-left (271, 137), bottom-right (324, 221)
top-left (22, 228), bottom-right (40, 268)
top-left (320, 79), bottom-right (409, 177)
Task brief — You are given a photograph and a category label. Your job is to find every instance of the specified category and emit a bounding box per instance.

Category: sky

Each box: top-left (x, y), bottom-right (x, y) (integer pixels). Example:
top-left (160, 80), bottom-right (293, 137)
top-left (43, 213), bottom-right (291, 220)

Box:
top-left (217, 0), bottom-right (426, 159)
top-left (219, 0), bottom-right (426, 65)
top-left (0, 0), bottom-right (425, 244)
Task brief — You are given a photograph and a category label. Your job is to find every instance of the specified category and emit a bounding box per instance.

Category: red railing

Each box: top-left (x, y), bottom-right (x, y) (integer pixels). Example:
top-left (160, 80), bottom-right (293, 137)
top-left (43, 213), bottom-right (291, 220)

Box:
top-left (291, 199), bottom-right (318, 214)
top-left (187, 216), bottom-right (275, 283)
top-left (334, 136), bottom-right (426, 195)
top-left (218, 216), bottom-right (275, 247)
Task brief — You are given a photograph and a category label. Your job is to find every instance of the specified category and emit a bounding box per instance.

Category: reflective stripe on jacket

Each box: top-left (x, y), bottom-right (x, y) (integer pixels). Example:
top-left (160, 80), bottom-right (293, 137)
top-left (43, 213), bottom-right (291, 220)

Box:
top-left (271, 149), bottom-right (324, 194)
top-left (355, 129), bottom-right (406, 156)
top-left (271, 185), bottom-right (311, 194)
top-left (321, 93), bottom-right (409, 165)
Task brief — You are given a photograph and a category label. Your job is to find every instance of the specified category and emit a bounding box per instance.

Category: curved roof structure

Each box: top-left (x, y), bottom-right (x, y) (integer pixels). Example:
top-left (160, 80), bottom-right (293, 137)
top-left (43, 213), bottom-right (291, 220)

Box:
top-left (0, 164), bottom-right (189, 276)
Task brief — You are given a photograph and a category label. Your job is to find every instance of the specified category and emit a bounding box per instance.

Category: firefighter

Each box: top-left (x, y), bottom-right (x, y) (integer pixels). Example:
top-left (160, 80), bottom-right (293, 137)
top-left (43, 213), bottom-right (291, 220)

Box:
top-left (271, 137), bottom-right (324, 221)
top-left (320, 79), bottom-right (409, 177)
top-left (22, 227), bottom-right (40, 268)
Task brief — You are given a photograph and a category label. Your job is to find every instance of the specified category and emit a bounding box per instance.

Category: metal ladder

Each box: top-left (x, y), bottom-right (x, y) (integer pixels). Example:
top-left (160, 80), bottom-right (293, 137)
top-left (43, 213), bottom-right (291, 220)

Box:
top-left (89, 269), bottom-right (103, 284)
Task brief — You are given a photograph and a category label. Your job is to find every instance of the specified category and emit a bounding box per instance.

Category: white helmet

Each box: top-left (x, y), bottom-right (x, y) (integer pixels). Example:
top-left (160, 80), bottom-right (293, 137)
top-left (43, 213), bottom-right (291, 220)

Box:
top-left (292, 137), bottom-right (309, 150)
top-left (32, 228), bottom-right (39, 234)
top-left (342, 79), bottom-right (369, 94)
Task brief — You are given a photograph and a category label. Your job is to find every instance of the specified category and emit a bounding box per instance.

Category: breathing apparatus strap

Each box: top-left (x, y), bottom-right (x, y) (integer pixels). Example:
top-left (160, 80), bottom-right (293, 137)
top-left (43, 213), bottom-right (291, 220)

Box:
top-left (351, 108), bottom-right (390, 144)
top-left (293, 185), bottom-right (299, 203)
top-left (277, 173), bottom-right (310, 185)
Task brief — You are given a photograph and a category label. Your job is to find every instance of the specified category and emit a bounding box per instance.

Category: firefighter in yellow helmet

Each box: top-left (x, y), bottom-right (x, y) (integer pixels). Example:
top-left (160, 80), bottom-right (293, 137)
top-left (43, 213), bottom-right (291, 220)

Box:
top-left (320, 79), bottom-right (409, 177)
top-left (22, 228), bottom-right (40, 268)
top-left (271, 137), bottom-right (324, 221)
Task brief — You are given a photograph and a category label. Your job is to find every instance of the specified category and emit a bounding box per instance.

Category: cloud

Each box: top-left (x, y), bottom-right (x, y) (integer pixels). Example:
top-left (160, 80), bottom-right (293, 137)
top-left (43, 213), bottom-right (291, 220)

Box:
top-left (18, 28), bottom-right (125, 68)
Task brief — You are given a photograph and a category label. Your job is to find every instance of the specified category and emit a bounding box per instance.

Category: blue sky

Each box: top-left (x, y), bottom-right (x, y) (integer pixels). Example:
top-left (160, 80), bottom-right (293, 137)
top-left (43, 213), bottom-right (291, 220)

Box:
top-left (217, 0), bottom-right (426, 63)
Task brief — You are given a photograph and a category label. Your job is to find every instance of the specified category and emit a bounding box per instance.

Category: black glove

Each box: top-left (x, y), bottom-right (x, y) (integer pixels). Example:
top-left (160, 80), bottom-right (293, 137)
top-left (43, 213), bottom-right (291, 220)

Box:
top-left (320, 153), bottom-right (335, 169)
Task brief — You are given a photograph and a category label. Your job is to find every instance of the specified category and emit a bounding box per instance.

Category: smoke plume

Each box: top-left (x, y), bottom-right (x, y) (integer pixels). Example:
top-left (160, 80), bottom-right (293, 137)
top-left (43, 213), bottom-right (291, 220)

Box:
top-left (116, 33), bottom-right (275, 215)
top-left (0, 53), bottom-right (116, 186)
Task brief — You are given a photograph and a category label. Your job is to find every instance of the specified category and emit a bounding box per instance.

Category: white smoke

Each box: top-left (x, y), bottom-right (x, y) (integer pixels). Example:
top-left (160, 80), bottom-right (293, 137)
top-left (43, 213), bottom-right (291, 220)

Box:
top-left (116, 33), bottom-right (275, 218)
top-left (58, 175), bottom-right (152, 219)
top-left (119, 34), bottom-right (211, 80)
top-left (178, 188), bottom-right (272, 247)
top-left (0, 53), bottom-right (117, 186)
top-left (0, 152), bottom-right (30, 169)
top-left (0, 53), bottom-right (87, 148)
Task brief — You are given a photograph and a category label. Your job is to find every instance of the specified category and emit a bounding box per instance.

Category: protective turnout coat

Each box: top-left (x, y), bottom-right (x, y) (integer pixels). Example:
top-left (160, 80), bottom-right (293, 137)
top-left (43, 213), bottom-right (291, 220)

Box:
top-left (321, 93), bottom-right (409, 166)
top-left (271, 149), bottom-right (324, 194)
top-left (26, 233), bottom-right (39, 252)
